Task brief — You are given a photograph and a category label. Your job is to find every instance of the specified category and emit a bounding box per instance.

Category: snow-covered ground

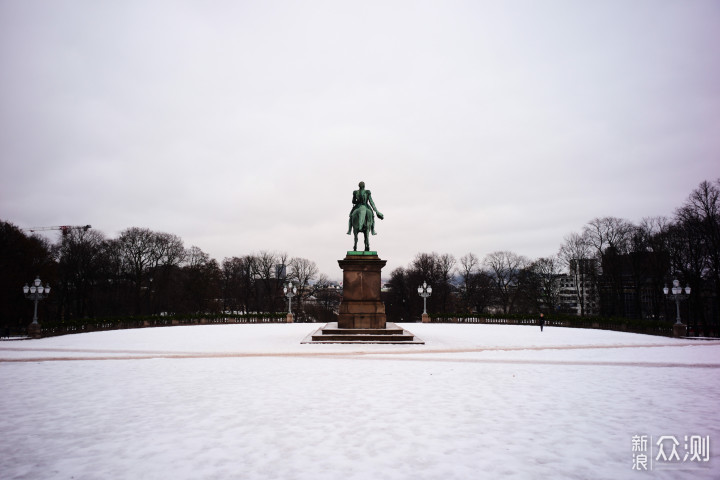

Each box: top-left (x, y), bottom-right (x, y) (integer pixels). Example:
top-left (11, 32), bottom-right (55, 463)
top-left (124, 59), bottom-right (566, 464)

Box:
top-left (1, 324), bottom-right (718, 479)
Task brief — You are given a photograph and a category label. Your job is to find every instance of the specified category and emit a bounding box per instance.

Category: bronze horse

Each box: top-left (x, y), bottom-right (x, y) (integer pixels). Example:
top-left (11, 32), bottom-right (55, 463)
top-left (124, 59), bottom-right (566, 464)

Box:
top-left (347, 182), bottom-right (383, 251)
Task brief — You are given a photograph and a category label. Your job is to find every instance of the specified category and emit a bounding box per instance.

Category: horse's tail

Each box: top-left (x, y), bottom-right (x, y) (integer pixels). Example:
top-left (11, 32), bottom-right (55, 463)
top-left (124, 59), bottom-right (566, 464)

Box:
top-left (351, 205), bottom-right (367, 232)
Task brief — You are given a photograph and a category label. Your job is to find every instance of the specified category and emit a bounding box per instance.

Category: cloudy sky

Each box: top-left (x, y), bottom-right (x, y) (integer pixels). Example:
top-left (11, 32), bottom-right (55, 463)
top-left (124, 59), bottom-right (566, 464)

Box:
top-left (1, 0), bottom-right (718, 279)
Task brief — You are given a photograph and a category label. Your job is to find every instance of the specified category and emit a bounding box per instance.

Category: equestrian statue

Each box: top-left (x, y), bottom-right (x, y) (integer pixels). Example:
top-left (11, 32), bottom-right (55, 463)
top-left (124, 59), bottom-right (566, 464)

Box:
top-left (346, 181), bottom-right (384, 251)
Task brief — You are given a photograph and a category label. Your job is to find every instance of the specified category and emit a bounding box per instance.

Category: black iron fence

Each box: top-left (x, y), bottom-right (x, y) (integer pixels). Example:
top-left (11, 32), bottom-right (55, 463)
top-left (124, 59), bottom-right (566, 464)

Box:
top-left (40, 313), bottom-right (287, 337)
top-left (29, 312), bottom-right (684, 338)
top-left (428, 313), bottom-right (676, 337)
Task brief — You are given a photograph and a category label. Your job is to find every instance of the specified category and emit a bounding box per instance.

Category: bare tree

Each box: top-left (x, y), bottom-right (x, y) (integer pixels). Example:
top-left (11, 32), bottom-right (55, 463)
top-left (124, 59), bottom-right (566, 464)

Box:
top-left (185, 246), bottom-right (210, 268)
top-left (54, 227), bottom-right (108, 319)
top-left (180, 246), bottom-right (220, 314)
top-left (584, 217), bottom-right (636, 316)
top-left (252, 251), bottom-right (288, 312)
top-left (114, 228), bottom-right (186, 314)
top-left (459, 253), bottom-right (479, 280)
top-left (151, 232), bottom-right (186, 313)
top-left (222, 255), bottom-right (257, 313)
top-left (459, 253), bottom-right (479, 312)
top-left (530, 256), bottom-right (563, 313)
top-left (154, 232), bottom-right (186, 268)
top-left (436, 253), bottom-right (456, 312)
top-left (673, 179), bottom-right (720, 335)
top-left (482, 251), bottom-right (529, 314)
top-left (583, 217), bottom-right (634, 258)
top-left (221, 257), bottom-right (243, 313)
top-left (410, 252), bottom-right (457, 314)
top-left (558, 232), bottom-right (594, 316)
top-left (114, 227), bottom-right (158, 314)
top-left (289, 257), bottom-right (319, 290)
top-left (676, 179), bottom-right (720, 287)
top-left (625, 217), bottom-right (672, 319)
top-left (305, 273), bottom-right (341, 323)
top-left (412, 253), bottom-right (439, 283)
top-left (288, 257), bottom-right (319, 320)
top-left (385, 267), bottom-right (412, 322)
top-left (0, 221), bottom-right (55, 331)
top-left (635, 217), bottom-right (671, 251)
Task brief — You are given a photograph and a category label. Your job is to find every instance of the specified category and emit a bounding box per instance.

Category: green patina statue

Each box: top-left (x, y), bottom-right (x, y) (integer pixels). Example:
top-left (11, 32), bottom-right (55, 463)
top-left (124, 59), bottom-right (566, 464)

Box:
top-left (347, 181), bottom-right (384, 251)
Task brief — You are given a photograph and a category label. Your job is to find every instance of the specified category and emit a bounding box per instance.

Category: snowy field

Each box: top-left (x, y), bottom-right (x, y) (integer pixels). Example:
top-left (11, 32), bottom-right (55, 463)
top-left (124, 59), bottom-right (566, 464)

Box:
top-left (1, 324), bottom-right (719, 480)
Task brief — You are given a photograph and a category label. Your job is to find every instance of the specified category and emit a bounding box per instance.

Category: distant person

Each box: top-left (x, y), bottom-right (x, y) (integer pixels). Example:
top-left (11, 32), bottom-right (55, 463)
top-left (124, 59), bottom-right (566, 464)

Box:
top-left (539, 313), bottom-right (545, 332)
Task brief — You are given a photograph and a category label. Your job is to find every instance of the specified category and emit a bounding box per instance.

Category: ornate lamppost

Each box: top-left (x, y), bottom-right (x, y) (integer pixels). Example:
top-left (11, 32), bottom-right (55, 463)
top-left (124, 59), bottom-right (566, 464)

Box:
top-left (663, 279), bottom-right (690, 337)
top-left (418, 281), bottom-right (432, 323)
top-left (284, 281), bottom-right (297, 323)
top-left (23, 276), bottom-right (50, 338)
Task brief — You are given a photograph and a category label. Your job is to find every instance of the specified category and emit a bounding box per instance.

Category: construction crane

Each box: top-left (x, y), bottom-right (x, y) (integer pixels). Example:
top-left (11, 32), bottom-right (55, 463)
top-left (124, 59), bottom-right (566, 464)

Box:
top-left (25, 225), bottom-right (92, 236)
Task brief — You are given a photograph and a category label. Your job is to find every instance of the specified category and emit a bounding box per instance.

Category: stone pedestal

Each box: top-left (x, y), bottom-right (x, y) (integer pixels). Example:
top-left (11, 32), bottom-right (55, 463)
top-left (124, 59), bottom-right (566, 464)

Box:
top-left (302, 322), bottom-right (423, 344)
top-left (422, 313), bottom-right (430, 323)
top-left (286, 313), bottom-right (294, 323)
top-left (338, 252), bottom-right (387, 329)
top-left (27, 322), bottom-right (42, 339)
top-left (673, 323), bottom-right (687, 337)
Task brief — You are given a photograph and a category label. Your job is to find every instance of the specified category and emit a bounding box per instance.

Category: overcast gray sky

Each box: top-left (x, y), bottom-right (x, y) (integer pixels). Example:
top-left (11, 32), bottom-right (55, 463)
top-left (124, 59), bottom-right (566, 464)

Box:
top-left (1, 0), bottom-right (718, 279)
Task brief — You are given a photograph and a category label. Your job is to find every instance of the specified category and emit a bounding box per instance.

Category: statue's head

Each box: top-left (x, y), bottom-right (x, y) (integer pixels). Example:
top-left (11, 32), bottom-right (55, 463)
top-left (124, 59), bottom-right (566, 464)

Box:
top-left (359, 181), bottom-right (365, 189)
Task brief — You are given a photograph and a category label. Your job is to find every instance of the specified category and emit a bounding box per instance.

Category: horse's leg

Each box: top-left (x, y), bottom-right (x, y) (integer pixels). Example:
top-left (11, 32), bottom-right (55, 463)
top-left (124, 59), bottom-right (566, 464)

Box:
top-left (353, 230), bottom-right (358, 251)
top-left (364, 231), bottom-right (370, 251)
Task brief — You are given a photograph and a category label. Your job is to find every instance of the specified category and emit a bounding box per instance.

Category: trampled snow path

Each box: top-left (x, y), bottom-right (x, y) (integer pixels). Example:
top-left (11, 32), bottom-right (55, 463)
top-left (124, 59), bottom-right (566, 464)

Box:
top-left (1, 324), bottom-right (718, 480)
top-left (2, 342), bottom-right (720, 367)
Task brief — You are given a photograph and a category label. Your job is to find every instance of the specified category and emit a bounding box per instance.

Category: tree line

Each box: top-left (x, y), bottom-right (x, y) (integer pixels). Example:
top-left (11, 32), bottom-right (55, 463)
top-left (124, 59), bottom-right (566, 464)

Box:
top-left (1, 179), bottom-right (718, 336)
top-left (383, 179), bottom-right (719, 336)
top-left (0, 225), bottom-right (335, 333)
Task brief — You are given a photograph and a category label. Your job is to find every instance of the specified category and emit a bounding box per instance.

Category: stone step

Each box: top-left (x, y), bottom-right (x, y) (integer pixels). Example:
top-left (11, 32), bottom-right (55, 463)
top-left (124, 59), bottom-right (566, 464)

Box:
top-left (312, 334), bottom-right (416, 342)
top-left (300, 322), bottom-right (424, 344)
top-left (319, 328), bottom-right (405, 336)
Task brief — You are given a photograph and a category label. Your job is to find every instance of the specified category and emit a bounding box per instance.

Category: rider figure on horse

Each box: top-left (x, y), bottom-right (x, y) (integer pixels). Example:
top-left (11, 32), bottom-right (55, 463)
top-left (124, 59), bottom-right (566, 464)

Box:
top-left (347, 181), bottom-right (384, 235)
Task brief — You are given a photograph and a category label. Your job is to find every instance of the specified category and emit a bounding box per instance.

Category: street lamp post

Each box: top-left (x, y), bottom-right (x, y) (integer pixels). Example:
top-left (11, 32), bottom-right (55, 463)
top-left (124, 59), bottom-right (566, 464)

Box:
top-left (284, 281), bottom-right (297, 323)
top-left (23, 276), bottom-right (50, 338)
top-left (663, 279), bottom-right (691, 337)
top-left (418, 281), bottom-right (432, 323)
